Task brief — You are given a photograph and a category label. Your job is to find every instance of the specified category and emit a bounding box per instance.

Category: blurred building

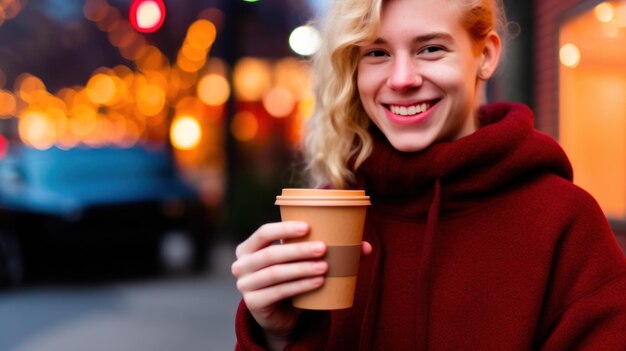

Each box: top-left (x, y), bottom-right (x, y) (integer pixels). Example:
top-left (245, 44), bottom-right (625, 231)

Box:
top-left (531, 0), bottom-right (626, 237)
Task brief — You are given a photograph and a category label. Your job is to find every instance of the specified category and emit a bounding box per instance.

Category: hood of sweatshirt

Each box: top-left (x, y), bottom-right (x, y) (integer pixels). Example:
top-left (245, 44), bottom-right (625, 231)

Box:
top-left (352, 102), bottom-right (573, 350)
top-left (356, 102), bottom-right (573, 217)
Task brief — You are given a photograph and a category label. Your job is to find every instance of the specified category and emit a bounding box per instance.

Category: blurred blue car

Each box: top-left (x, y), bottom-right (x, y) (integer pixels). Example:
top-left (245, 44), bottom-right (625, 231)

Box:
top-left (0, 145), bottom-right (212, 286)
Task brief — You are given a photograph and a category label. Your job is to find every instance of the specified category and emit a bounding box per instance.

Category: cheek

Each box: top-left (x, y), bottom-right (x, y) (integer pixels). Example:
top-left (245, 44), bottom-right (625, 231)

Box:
top-left (431, 65), bottom-right (465, 89)
top-left (356, 67), bottom-right (369, 94)
top-left (356, 71), bottom-right (375, 108)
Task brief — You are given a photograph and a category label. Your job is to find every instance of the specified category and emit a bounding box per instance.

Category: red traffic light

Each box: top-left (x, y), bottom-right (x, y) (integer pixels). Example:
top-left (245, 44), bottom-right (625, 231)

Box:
top-left (129, 0), bottom-right (166, 33)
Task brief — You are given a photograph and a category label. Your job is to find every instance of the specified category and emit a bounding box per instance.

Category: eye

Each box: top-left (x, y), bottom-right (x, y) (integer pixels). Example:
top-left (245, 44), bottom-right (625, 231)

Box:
top-left (364, 49), bottom-right (388, 57)
top-left (419, 46), bottom-right (446, 56)
top-left (421, 46), bottom-right (444, 54)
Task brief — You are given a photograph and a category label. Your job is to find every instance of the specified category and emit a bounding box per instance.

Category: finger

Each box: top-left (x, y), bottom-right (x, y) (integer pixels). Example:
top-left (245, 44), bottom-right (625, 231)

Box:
top-left (244, 276), bottom-right (325, 311)
top-left (232, 241), bottom-right (326, 277)
top-left (236, 260), bottom-right (328, 293)
top-left (236, 222), bottom-right (309, 258)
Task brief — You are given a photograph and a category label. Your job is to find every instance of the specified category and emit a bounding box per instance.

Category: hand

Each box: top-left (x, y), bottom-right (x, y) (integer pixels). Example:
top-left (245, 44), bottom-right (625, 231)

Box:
top-left (232, 221), bottom-right (327, 341)
top-left (231, 221), bottom-right (372, 345)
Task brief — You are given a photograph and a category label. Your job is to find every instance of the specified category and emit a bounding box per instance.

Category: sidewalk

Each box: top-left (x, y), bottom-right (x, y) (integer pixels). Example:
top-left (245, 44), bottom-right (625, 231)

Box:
top-left (0, 242), bottom-right (240, 351)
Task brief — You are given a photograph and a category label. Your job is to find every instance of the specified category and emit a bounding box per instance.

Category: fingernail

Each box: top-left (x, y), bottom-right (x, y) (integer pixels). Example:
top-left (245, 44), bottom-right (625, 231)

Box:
top-left (310, 242), bottom-right (325, 254)
top-left (294, 222), bottom-right (308, 233)
top-left (311, 276), bottom-right (324, 286)
top-left (314, 261), bottom-right (327, 272)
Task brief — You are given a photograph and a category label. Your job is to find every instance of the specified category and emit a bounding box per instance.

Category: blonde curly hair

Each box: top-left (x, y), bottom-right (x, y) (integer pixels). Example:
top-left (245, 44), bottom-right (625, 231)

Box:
top-left (304, 0), bottom-right (507, 188)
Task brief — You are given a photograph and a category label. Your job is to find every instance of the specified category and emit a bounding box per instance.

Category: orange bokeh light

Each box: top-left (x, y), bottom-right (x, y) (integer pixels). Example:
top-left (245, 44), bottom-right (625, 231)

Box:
top-left (262, 87), bottom-right (296, 118)
top-left (136, 84), bottom-right (166, 116)
top-left (197, 74), bottom-right (230, 106)
top-left (233, 58), bottom-right (271, 101)
top-left (86, 73), bottom-right (118, 105)
top-left (231, 111), bottom-right (259, 142)
top-left (15, 74), bottom-right (47, 104)
top-left (18, 109), bottom-right (57, 150)
top-left (186, 19), bottom-right (216, 49)
top-left (0, 90), bottom-right (17, 117)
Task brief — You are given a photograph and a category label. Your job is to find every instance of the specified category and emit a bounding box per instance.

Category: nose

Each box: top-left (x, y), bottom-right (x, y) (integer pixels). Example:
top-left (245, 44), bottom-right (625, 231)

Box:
top-left (387, 54), bottom-right (422, 91)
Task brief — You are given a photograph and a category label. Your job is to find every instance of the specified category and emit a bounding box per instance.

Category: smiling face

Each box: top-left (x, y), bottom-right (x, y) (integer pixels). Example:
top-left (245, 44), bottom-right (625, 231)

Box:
top-left (357, 0), bottom-right (499, 152)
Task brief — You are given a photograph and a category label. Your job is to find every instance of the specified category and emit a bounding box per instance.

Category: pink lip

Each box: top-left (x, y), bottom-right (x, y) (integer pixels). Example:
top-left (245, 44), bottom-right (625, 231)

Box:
top-left (383, 101), bottom-right (437, 126)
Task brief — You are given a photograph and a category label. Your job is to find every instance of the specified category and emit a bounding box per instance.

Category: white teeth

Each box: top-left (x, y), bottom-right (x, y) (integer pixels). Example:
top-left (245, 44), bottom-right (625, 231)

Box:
top-left (390, 102), bottom-right (431, 116)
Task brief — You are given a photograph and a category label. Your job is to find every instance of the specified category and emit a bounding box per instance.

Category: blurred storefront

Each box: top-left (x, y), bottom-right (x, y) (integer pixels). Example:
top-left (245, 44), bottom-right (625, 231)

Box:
top-left (534, 0), bottom-right (626, 237)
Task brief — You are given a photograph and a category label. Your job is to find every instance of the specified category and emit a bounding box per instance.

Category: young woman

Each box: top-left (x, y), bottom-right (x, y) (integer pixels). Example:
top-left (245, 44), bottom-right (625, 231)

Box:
top-left (231, 0), bottom-right (626, 349)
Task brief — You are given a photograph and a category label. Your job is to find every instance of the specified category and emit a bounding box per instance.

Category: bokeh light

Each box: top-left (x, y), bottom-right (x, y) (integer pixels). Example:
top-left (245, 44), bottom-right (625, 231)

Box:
top-left (136, 84), bottom-right (167, 116)
top-left (187, 19), bottom-right (217, 49)
top-left (18, 109), bottom-right (57, 150)
top-left (130, 0), bottom-right (166, 33)
top-left (177, 50), bottom-right (206, 73)
top-left (70, 105), bottom-right (98, 138)
top-left (273, 57), bottom-right (312, 100)
top-left (560, 43), bottom-right (581, 68)
top-left (171, 115), bottom-right (202, 150)
top-left (297, 92), bottom-right (316, 121)
top-left (594, 2), bottom-right (615, 23)
top-left (15, 73), bottom-right (47, 104)
top-left (231, 111), bottom-right (259, 142)
top-left (86, 73), bottom-right (118, 105)
top-left (289, 25), bottom-right (321, 56)
top-left (0, 90), bottom-right (17, 117)
top-left (182, 42), bottom-right (208, 61)
top-left (262, 87), bottom-right (296, 118)
top-left (108, 21), bottom-right (136, 48)
top-left (83, 0), bottom-right (110, 22)
top-left (197, 74), bottom-right (230, 106)
top-left (175, 96), bottom-right (204, 118)
top-left (136, 45), bottom-right (168, 72)
top-left (96, 5), bottom-right (121, 32)
top-left (233, 58), bottom-right (271, 101)
top-left (1, 0), bottom-right (26, 22)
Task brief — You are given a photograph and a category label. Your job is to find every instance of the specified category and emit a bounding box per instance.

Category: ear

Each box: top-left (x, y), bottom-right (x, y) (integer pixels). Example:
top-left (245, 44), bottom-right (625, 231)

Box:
top-left (477, 31), bottom-right (502, 80)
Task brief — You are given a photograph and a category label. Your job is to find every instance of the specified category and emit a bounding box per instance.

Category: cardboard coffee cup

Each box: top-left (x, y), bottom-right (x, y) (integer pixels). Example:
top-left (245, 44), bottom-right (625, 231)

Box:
top-left (275, 188), bottom-right (370, 310)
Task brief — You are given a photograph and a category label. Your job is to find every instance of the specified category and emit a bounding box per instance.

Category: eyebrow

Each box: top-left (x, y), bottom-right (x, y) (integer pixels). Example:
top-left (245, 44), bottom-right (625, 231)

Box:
top-left (371, 32), bottom-right (455, 45)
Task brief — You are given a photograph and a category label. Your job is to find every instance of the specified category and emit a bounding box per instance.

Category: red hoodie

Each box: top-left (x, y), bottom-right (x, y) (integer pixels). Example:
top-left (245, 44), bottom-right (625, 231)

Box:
top-left (235, 102), bottom-right (626, 350)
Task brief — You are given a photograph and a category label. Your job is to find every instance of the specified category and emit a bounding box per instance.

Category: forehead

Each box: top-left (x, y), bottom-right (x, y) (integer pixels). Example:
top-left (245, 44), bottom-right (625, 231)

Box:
top-left (379, 0), bottom-right (464, 30)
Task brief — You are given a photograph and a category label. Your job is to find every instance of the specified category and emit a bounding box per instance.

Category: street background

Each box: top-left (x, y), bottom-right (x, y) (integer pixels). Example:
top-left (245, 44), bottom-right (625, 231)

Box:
top-left (1, 0), bottom-right (626, 350)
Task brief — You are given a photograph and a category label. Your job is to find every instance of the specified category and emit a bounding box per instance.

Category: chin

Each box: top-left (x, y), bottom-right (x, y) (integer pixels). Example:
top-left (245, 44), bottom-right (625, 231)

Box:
top-left (388, 138), bottom-right (432, 153)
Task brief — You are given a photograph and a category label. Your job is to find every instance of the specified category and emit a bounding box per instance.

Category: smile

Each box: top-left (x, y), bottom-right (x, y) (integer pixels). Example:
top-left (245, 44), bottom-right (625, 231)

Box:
top-left (382, 99), bottom-right (440, 126)
top-left (388, 102), bottom-right (431, 116)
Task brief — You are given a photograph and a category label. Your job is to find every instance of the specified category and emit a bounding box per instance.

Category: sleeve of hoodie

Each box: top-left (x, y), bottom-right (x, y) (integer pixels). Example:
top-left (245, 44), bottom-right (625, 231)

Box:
top-left (234, 299), bottom-right (331, 350)
top-left (536, 188), bottom-right (626, 351)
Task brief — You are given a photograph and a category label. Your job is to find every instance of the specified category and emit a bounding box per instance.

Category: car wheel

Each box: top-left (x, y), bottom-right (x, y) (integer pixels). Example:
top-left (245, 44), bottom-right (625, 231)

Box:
top-left (158, 229), bottom-right (207, 275)
top-left (0, 230), bottom-right (24, 288)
